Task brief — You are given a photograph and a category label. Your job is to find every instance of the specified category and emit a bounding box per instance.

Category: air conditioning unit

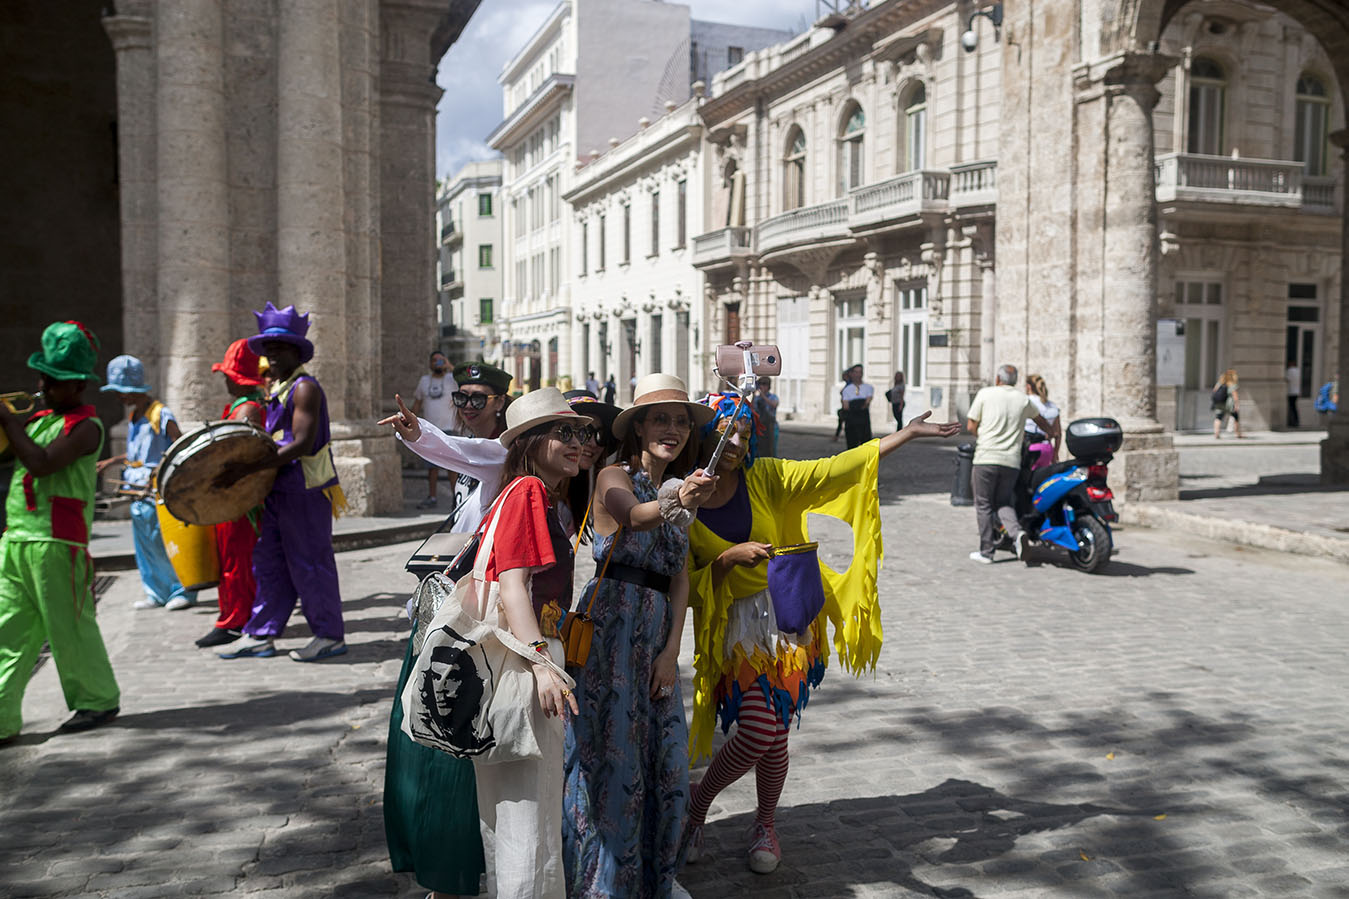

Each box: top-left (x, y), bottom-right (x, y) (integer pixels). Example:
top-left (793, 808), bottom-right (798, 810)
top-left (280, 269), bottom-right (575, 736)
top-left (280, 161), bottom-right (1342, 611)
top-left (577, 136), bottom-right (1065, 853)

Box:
top-left (439, 323), bottom-right (457, 338)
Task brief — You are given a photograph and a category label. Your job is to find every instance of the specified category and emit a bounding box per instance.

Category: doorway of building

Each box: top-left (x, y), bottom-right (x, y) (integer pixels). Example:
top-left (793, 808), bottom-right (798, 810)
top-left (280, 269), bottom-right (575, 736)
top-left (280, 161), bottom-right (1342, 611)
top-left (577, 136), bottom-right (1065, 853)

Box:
top-left (1175, 279), bottom-right (1225, 430)
top-left (1286, 284), bottom-right (1322, 426)
top-left (895, 281), bottom-right (929, 423)
top-left (776, 295), bottom-right (809, 414)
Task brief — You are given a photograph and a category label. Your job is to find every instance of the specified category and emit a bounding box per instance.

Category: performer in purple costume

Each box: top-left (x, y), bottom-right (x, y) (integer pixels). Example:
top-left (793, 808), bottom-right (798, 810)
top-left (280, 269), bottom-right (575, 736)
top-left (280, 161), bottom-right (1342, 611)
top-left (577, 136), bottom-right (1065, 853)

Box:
top-left (215, 303), bottom-right (348, 662)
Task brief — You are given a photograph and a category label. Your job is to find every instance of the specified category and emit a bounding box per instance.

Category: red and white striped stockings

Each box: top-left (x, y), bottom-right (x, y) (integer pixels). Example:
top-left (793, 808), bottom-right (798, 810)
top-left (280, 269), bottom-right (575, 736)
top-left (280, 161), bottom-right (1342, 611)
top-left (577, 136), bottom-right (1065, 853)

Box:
top-left (688, 686), bottom-right (790, 828)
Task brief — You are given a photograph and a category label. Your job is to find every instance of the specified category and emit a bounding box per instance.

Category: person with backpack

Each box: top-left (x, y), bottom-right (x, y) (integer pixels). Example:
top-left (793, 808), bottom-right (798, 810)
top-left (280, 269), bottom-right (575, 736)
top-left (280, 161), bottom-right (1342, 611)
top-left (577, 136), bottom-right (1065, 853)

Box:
top-left (1211, 370), bottom-right (1242, 439)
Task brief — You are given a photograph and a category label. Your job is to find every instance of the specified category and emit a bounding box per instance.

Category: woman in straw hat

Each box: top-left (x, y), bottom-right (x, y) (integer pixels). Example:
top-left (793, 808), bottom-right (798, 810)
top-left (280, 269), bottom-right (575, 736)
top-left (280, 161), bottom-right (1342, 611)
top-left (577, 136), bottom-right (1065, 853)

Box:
top-left (468, 386), bottom-right (589, 899)
top-left (681, 395), bottom-right (958, 875)
top-left (563, 373), bottom-right (718, 899)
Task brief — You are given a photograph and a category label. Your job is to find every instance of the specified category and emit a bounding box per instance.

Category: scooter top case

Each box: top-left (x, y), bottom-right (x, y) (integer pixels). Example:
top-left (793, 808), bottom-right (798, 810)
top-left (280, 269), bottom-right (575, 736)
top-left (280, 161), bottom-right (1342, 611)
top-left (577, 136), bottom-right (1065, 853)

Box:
top-left (1065, 418), bottom-right (1123, 459)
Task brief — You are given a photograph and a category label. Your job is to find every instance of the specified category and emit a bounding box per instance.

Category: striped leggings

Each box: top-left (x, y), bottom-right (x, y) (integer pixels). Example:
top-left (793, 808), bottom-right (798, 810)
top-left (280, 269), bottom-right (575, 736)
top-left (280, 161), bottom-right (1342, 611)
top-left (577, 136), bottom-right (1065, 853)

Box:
top-left (687, 686), bottom-right (789, 828)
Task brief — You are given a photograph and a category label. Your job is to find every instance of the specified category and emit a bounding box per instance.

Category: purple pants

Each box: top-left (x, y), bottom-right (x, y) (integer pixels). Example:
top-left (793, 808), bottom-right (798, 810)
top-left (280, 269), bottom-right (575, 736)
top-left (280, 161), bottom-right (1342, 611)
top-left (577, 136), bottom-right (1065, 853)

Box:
top-left (244, 490), bottom-right (343, 640)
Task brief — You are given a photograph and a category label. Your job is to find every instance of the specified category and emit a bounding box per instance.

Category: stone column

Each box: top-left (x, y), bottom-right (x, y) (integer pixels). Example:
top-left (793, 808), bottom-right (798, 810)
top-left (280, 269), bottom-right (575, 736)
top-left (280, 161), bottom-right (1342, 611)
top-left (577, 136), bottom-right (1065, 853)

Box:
top-left (103, 9), bottom-right (157, 377)
top-left (277, 0), bottom-right (347, 413)
top-left (1321, 130), bottom-right (1349, 484)
top-left (1095, 52), bottom-right (1179, 502)
top-left (156, 0), bottom-right (231, 426)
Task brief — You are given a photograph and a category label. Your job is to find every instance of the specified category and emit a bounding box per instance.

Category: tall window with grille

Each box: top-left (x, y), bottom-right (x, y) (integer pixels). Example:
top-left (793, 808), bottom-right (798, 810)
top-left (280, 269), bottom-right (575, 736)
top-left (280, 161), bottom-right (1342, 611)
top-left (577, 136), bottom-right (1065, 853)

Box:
top-left (580, 221), bottom-right (588, 276)
top-left (478, 193), bottom-right (493, 216)
top-left (650, 314), bottom-right (663, 372)
top-left (838, 104), bottom-right (865, 195)
top-left (1187, 58), bottom-right (1225, 155)
top-left (896, 282), bottom-right (926, 390)
top-left (598, 213), bottom-right (606, 270)
top-left (902, 83), bottom-right (926, 172)
top-left (622, 203), bottom-right (631, 264)
top-left (834, 292), bottom-right (866, 371)
top-left (676, 180), bottom-right (687, 248)
top-left (1294, 74), bottom-right (1329, 176)
top-left (784, 127), bottom-right (806, 211)
top-left (478, 244), bottom-right (493, 269)
top-left (650, 189), bottom-right (660, 256)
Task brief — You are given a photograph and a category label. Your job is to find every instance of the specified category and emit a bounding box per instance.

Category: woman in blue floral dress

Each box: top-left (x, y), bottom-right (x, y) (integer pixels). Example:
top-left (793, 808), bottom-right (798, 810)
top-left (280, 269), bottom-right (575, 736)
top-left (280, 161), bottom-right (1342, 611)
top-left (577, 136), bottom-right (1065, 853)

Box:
top-left (562, 375), bottom-right (716, 899)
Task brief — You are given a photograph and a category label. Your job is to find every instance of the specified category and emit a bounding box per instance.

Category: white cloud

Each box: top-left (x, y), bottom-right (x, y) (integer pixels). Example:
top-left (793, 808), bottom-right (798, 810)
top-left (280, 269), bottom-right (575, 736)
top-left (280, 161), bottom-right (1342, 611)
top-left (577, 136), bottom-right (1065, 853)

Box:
top-left (435, 0), bottom-right (816, 178)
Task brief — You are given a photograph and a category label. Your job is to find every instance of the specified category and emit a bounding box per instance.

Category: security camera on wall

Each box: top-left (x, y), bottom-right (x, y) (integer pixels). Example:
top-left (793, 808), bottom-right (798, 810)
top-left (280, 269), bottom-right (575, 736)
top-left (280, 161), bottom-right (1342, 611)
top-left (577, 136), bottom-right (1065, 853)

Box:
top-left (961, 29), bottom-right (978, 52)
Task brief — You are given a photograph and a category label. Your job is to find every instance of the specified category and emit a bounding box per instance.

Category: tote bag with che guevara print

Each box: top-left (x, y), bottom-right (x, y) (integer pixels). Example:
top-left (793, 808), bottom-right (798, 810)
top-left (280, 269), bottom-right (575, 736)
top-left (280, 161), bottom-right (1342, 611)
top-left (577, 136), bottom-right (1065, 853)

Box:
top-left (399, 477), bottom-right (575, 763)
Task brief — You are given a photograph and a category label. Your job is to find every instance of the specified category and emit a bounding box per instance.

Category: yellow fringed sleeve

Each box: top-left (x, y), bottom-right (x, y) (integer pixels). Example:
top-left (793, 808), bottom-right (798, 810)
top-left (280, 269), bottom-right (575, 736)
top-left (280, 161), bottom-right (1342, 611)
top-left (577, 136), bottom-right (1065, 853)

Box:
top-left (686, 439), bottom-right (885, 761)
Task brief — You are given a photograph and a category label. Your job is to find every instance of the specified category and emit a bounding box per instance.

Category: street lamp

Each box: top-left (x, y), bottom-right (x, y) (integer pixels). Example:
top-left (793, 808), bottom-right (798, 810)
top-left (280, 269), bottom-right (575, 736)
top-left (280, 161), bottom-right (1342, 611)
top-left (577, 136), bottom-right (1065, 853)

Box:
top-left (960, 1), bottom-right (1002, 52)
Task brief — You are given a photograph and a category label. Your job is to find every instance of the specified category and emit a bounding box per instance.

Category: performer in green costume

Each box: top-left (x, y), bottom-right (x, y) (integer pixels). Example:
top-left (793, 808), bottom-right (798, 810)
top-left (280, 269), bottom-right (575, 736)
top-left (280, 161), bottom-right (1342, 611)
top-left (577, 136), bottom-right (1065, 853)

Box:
top-left (0, 322), bottom-right (121, 743)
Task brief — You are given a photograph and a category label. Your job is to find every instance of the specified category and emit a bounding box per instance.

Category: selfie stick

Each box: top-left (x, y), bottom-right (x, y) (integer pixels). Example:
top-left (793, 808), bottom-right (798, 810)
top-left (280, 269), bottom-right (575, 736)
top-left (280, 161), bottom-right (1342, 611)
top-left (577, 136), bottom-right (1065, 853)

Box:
top-left (703, 340), bottom-right (757, 474)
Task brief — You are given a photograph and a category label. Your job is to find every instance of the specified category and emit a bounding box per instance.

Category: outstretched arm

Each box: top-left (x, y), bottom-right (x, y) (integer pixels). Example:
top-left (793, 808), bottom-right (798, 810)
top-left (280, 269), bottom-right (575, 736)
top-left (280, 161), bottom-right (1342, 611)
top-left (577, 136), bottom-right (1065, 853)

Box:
top-left (878, 410), bottom-right (960, 459)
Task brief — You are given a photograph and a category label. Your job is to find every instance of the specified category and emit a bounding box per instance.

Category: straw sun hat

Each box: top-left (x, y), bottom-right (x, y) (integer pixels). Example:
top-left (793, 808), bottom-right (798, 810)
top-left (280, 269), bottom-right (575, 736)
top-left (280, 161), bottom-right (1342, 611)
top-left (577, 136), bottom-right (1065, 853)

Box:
top-left (611, 373), bottom-right (715, 440)
top-left (498, 386), bottom-right (584, 448)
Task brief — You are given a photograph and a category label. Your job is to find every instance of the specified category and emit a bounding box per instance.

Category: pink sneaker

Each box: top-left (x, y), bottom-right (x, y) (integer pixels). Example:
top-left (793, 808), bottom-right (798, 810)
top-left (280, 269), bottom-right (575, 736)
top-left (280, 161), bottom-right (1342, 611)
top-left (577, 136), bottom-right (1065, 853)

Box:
top-left (747, 822), bottom-right (781, 874)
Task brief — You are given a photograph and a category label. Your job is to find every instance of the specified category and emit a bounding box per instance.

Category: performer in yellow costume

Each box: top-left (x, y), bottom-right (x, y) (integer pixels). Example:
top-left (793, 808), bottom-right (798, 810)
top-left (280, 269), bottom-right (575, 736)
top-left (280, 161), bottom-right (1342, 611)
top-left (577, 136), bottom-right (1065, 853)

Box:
top-left (683, 393), bottom-right (957, 874)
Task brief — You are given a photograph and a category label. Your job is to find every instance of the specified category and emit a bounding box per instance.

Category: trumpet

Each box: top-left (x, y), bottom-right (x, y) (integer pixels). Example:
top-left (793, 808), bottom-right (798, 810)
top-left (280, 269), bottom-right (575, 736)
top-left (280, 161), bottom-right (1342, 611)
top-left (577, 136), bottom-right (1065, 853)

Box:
top-left (0, 392), bottom-right (40, 415)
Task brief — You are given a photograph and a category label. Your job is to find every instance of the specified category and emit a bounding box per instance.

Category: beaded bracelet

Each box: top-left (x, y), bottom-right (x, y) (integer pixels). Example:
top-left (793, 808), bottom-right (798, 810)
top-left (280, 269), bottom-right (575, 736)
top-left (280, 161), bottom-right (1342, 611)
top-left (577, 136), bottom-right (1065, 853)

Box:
top-left (529, 640), bottom-right (549, 653)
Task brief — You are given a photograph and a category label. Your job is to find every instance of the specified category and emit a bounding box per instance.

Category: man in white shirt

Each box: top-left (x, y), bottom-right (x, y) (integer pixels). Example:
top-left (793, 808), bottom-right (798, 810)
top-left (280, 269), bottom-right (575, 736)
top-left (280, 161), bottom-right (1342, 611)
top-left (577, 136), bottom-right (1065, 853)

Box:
top-left (965, 364), bottom-right (1052, 564)
top-left (585, 371), bottom-right (601, 396)
top-left (411, 351), bottom-right (458, 508)
top-left (1286, 364), bottom-right (1301, 429)
top-left (839, 364), bottom-right (875, 449)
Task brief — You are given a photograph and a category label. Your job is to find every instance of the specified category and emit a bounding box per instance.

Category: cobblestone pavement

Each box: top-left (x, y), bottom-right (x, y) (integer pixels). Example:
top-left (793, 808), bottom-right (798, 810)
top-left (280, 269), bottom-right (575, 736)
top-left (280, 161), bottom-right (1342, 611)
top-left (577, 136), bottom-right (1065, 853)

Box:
top-left (2, 432), bottom-right (1347, 898)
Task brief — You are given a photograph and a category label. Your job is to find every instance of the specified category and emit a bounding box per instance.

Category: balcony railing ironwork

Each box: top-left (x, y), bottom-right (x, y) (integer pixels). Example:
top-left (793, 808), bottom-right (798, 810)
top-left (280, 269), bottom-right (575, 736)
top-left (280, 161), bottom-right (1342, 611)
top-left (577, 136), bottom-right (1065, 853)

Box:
top-left (440, 270), bottom-right (459, 291)
top-left (440, 221), bottom-right (456, 242)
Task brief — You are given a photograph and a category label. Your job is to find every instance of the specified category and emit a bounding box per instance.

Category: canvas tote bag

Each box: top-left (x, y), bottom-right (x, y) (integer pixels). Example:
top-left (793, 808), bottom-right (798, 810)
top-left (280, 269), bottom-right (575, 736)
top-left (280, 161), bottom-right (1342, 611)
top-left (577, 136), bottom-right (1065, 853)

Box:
top-left (400, 476), bottom-right (576, 764)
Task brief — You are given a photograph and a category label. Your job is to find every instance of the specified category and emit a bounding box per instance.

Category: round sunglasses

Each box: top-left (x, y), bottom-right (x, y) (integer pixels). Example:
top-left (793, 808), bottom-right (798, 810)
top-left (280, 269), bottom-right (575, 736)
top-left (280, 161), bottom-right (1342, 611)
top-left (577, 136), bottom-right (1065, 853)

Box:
top-left (452, 391), bottom-right (495, 409)
top-left (550, 423), bottom-right (600, 445)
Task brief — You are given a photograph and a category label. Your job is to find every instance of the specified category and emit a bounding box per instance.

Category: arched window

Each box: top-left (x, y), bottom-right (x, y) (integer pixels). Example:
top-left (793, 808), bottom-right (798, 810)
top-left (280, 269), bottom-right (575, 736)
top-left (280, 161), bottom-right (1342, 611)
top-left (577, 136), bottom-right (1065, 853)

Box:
top-left (837, 103), bottom-right (865, 195)
top-left (783, 127), bottom-right (806, 210)
top-left (1295, 74), bottom-right (1330, 176)
top-left (901, 83), bottom-right (926, 172)
top-left (1187, 57), bottom-right (1225, 155)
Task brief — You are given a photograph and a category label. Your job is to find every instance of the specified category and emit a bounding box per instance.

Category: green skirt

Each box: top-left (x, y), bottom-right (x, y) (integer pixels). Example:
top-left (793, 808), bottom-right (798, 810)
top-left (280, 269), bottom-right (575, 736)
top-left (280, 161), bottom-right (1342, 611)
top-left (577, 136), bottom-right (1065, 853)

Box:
top-left (384, 623), bottom-right (485, 894)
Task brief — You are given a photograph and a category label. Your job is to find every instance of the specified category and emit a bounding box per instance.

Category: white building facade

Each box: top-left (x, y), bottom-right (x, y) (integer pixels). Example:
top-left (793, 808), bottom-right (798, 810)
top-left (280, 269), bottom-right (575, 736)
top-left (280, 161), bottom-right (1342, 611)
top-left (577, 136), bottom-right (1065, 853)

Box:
top-left (437, 159), bottom-right (503, 364)
top-left (488, 0), bottom-right (788, 393)
top-left (567, 100), bottom-right (707, 403)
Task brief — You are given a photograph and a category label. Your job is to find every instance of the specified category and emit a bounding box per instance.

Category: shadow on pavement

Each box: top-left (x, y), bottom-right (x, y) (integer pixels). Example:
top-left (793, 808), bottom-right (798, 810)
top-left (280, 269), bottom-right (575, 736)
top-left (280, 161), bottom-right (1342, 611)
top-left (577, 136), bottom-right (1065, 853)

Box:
top-left (1179, 474), bottom-right (1347, 501)
top-left (110, 687), bottom-right (389, 731)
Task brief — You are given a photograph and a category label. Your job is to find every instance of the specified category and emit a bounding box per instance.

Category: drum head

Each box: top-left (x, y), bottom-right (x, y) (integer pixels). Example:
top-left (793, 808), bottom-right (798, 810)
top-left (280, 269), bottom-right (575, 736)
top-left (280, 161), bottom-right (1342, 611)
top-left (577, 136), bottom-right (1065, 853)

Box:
top-left (159, 423), bottom-right (278, 526)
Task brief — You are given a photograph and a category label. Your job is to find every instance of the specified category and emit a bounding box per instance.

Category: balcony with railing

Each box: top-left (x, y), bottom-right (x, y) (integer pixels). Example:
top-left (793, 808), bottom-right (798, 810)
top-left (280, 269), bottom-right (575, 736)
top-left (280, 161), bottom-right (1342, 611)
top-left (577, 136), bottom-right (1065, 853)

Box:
top-left (848, 170), bottom-right (950, 231)
top-left (1154, 153), bottom-right (1337, 212)
top-left (690, 226), bottom-right (753, 270)
top-left (440, 220), bottom-right (456, 242)
top-left (439, 269), bottom-right (462, 294)
top-left (949, 160), bottom-right (997, 208)
top-left (756, 198), bottom-right (849, 256)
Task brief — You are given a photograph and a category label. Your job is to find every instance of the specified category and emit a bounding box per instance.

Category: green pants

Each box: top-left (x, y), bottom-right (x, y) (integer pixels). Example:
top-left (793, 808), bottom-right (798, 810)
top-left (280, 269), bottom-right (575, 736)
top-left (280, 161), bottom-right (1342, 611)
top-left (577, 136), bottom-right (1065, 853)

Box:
top-left (0, 536), bottom-right (121, 738)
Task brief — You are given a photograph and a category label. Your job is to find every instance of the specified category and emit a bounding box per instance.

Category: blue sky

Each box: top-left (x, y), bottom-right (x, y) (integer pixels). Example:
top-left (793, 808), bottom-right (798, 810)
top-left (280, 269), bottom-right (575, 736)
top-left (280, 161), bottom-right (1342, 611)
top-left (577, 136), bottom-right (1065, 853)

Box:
top-left (434, 0), bottom-right (818, 180)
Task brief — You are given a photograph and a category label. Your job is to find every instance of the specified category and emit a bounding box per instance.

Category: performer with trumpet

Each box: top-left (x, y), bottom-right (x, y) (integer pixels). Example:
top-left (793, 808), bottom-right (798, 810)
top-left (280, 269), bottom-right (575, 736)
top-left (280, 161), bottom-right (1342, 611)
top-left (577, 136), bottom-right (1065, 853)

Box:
top-left (97, 355), bottom-right (195, 611)
top-left (0, 321), bottom-right (121, 743)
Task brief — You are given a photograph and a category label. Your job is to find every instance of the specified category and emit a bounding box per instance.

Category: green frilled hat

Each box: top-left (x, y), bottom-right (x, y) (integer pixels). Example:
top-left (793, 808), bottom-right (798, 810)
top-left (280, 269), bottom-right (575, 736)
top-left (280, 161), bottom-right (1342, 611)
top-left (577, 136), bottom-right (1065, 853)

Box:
top-left (28, 321), bottom-right (101, 383)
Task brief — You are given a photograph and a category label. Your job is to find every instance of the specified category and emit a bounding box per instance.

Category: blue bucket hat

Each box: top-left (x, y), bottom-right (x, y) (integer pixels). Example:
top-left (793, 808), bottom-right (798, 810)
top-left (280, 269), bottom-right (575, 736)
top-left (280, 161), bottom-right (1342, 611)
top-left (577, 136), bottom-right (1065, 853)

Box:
top-left (99, 354), bottom-right (152, 393)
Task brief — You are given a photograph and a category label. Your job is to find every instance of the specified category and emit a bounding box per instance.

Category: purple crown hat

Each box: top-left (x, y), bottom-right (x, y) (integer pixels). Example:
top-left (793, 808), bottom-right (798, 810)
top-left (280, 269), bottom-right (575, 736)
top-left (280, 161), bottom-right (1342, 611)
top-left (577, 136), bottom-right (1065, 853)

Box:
top-left (247, 301), bottom-right (315, 363)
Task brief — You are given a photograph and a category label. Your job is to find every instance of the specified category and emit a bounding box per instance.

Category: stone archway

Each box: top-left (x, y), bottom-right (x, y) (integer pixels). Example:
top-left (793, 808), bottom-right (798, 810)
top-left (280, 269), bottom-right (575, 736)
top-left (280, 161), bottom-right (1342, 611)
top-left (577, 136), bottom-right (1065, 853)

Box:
top-left (1115, 0), bottom-right (1349, 484)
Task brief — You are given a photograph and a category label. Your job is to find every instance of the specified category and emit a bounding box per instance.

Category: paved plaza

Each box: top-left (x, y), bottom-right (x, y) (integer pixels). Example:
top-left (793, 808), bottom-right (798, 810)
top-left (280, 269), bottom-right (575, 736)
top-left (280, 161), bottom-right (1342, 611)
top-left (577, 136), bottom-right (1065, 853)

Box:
top-left (2, 432), bottom-right (1347, 897)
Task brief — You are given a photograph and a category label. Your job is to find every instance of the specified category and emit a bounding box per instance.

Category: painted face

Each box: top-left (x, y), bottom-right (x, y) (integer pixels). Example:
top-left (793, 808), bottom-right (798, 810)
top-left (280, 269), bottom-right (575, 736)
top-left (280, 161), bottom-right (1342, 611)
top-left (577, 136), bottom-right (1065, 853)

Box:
top-left (712, 416), bottom-right (752, 473)
top-left (634, 402), bottom-right (691, 464)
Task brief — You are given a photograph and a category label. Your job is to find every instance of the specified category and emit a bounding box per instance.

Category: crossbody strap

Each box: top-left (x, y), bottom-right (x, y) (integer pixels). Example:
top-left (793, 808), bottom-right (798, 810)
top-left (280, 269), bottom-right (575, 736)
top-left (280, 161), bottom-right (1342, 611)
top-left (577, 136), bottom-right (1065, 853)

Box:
top-left (472, 475), bottom-right (536, 581)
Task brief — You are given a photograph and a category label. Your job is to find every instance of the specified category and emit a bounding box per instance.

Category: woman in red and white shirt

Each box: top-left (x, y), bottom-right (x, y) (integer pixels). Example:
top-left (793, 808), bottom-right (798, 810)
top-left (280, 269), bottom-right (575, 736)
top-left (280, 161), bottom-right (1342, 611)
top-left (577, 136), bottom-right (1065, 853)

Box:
top-left (473, 387), bottom-right (589, 899)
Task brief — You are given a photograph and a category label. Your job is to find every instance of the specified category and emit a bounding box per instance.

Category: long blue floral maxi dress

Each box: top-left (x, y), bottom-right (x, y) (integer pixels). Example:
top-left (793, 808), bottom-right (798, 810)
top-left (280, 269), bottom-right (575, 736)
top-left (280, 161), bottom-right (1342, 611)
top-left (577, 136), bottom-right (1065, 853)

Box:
top-left (563, 469), bottom-right (690, 898)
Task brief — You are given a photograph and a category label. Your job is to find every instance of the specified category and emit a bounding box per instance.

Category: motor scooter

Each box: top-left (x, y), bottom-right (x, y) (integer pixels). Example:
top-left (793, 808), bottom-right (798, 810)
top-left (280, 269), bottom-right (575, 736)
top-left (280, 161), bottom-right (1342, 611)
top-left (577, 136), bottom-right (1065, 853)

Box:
top-left (997, 418), bottom-right (1122, 573)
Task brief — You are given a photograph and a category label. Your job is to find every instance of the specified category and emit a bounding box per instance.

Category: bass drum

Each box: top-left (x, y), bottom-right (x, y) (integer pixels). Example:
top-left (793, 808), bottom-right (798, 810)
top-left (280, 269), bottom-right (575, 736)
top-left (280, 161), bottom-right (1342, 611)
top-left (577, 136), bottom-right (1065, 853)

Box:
top-left (157, 421), bottom-right (278, 526)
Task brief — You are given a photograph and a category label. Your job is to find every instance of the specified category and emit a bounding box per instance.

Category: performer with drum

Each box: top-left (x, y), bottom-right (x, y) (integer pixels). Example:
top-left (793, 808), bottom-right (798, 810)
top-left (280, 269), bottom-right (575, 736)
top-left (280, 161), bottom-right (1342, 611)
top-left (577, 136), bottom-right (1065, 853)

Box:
top-left (97, 355), bottom-right (196, 611)
top-left (216, 303), bottom-right (348, 663)
top-left (0, 321), bottom-right (121, 741)
top-left (194, 339), bottom-right (267, 649)
top-left (681, 393), bottom-right (958, 874)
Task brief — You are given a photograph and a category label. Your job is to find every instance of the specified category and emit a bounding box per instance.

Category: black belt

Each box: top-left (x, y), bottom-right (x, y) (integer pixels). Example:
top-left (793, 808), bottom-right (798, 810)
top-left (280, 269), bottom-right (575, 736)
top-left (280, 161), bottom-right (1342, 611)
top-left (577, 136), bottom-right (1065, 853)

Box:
top-left (606, 563), bottom-right (672, 594)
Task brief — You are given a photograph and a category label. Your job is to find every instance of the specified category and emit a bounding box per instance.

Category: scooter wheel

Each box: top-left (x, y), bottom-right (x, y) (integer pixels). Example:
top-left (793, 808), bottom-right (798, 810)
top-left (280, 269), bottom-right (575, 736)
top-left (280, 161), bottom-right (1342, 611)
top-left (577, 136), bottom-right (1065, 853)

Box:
top-left (1068, 515), bottom-right (1112, 573)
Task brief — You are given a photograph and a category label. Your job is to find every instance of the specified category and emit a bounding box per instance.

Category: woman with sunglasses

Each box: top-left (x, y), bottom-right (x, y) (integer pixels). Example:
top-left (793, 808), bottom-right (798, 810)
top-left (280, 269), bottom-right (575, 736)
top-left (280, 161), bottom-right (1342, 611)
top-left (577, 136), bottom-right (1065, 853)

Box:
top-left (377, 362), bottom-right (514, 899)
top-left (467, 387), bottom-right (591, 899)
top-left (563, 374), bottom-right (717, 899)
top-left (680, 394), bottom-right (959, 876)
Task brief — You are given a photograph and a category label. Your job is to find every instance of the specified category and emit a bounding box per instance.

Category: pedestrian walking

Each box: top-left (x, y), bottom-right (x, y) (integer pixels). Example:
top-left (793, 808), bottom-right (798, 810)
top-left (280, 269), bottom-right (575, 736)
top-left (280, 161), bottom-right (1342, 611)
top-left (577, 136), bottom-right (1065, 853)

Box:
top-left (602, 374), bottom-right (617, 406)
top-left (585, 372), bottom-right (601, 396)
top-left (412, 351), bottom-right (459, 509)
top-left (886, 371), bottom-right (906, 430)
top-left (1211, 369), bottom-right (1242, 439)
top-left (682, 395), bottom-right (957, 874)
top-left (563, 374), bottom-right (716, 898)
top-left (216, 302), bottom-right (348, 662)
top-left (472, 388), bottom-right (586, 899)
top-left (966, 364), bottom-right (1052, 564)
top-left (195, 338), bottom-right (267, 648)
top-left (752, 377), bottom-right (779, 458)
top-left (838, 365), bottom-right (874, 448)
top-left (0, 321), bottom-right (121, 743)
top-left (97, 354), bottom-right (196, 611)
top-left (1023, 374), bottom-right (1061, 470)
top-left (1286, 363), bottom-right (1301, 429)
